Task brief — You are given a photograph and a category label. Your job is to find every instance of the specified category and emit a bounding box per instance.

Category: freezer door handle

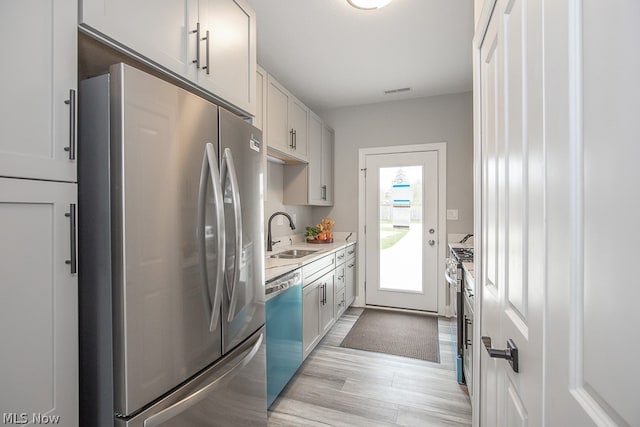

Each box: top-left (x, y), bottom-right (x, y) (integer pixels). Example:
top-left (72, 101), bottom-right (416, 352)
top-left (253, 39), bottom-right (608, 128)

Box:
top-left (198, 143), bottom-right (225, 331)
top-left (221, 148), bottom-right (243, 322)
top-left (142, 332), bottom-right (264, 427)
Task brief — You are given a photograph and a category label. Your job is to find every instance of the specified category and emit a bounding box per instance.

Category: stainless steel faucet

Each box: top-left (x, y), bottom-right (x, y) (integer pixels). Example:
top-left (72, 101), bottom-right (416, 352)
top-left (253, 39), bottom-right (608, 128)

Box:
top-left (267, 211), bottom-right (296, 251)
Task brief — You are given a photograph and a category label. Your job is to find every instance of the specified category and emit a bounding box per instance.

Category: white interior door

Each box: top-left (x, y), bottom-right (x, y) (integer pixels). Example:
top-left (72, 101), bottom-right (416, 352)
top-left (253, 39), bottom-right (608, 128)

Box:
top-left (364, 149), bottom-right (440, 312)
top-left (476, 0), bottom-right (638, 425)
top-left (544, 1), bottom-right (639, 425)
top-left (477, 0), bottom-right (544, 425)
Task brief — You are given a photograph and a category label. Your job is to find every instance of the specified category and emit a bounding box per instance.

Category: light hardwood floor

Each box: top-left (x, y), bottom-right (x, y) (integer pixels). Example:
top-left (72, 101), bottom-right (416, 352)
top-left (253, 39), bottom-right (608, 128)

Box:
top-left (268, 307), bottom-right (472, 426)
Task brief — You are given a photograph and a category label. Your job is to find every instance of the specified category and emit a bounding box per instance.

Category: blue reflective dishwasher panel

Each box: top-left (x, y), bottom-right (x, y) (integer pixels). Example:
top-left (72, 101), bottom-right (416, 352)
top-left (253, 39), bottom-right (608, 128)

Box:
top-left (266, 274), bottom-right (303, 407)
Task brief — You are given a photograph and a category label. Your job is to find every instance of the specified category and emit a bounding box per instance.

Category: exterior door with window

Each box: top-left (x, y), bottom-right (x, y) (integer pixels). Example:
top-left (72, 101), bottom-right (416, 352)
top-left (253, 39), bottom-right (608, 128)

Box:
top-left (364, 149), bottom-right (440, 312)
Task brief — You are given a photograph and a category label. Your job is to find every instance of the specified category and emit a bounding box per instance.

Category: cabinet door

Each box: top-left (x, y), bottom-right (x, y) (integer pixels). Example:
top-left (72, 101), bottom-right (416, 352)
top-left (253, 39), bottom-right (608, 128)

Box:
top-left (335, 287), bottom-right (346, 319)
top-left (307, 112), bottom-right (324, 205)
top-left (345, 256), bottom-right (356, 306)
top-left (0, 178), bottom-right (78, 425)
top-left (321, 126), bottom-right (335, 205)
top-left (335, 263), bottom-right (346, 291)
top-left (254, 65), bottom-right (267, 132)
top-left (289, 97), bottom-right (309, 161)
top-left (320, 271), bottom-right (335, 335)
top-left (201, 0), bottom-right (256, 115)
top-left (80, 0), bottom-right (198, 80)
top-left (302, 283), bottom-right (321, 359)
top-left (266, 75), bottom-right (292, 155)
top-left (0, 0), bottom-right (77, 182)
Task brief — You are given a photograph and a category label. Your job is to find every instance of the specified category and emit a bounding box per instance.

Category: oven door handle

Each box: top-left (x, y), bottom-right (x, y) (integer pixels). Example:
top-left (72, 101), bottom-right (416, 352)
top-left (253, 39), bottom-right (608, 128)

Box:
top-left (445, 270), bottom-right (458, 287)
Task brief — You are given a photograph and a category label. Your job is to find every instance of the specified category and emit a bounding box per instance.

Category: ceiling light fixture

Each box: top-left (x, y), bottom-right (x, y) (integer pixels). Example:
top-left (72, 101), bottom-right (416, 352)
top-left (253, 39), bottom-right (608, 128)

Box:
top-left (347, 0), bottom-right (393, 10)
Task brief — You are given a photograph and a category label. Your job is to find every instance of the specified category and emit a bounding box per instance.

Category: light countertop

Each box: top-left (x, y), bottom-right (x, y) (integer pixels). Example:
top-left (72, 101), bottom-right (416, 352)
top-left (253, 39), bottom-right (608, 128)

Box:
top-left (265, 232), bottom-right (357, 282)
top-left (448, 242), bottom-right (475, 251)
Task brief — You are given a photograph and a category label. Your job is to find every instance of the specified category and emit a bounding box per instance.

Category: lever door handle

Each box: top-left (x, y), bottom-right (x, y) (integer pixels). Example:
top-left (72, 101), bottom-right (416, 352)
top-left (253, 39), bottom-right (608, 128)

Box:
top-left (481, 336), bottom-right (519, 373)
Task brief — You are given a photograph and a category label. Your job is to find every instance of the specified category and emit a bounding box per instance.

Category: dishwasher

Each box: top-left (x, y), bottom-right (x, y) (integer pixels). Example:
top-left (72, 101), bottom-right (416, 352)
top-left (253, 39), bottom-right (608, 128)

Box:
top-left (266, 269), bottom-right (303, 407)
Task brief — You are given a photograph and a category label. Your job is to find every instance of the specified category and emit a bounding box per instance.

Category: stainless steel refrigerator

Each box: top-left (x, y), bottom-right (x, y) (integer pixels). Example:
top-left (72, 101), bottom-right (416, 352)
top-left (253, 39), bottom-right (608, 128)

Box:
top-left (78, 63), bottom-right (266, 426)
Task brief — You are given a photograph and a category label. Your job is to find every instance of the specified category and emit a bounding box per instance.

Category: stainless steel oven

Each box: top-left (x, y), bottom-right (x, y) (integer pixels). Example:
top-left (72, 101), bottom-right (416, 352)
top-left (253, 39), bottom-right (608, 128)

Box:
top-left (463, 281), bottom-right (474, 395)
top-left (446, 245), bottom-right (473, 385)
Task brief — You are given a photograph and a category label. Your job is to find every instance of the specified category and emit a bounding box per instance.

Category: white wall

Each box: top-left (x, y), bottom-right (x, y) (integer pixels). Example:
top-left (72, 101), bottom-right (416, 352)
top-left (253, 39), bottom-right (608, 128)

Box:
top-left (315, 92), bottom-right (474, 235)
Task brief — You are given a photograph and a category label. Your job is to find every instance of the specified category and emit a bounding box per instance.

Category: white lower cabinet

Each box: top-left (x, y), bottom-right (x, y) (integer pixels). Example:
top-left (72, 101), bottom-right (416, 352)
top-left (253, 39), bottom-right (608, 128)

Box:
top-left (301, 245), bottom-right (356, 359)
top-left (303, 269), bottom-right (335, 359)
top-left (335, 285), bottom-right (346, 319)
top-left (302, 252), bottom-right (336, 359)
top-left (345, 243), bottom-right (356, 306)
top-left (302, 281), bottom-right (322, 359)
top-left (0, 178), bottom-right (78, 425)
top-left (319, 270), bottom-right (335, 336)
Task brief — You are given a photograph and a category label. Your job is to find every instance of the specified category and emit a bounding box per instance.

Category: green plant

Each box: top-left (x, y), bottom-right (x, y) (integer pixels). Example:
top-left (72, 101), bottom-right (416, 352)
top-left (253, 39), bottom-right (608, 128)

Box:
top-left (305, 226), bottom-right (320, 237)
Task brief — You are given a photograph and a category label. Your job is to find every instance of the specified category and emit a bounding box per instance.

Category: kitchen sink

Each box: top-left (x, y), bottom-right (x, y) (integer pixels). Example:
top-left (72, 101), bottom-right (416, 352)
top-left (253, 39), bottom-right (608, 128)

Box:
top-left (269, 249), bottom-right (318, 259)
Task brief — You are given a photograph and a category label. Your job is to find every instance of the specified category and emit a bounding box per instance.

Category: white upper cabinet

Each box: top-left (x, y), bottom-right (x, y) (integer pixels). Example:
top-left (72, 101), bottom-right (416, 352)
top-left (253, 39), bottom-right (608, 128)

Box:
top-left (79, 0), bottom-right (198, 78)
top-left (254, 65), bottom-right (267, 132)
top-left (307, 112), bottom-right (333, 206)
top-left (289, 96), bottom-right (309, 160)
top-left (79, 0), bottom-right (256, 116)
top-left (266, 75), bottom-right (291, 154)
top-left (320, 125), bottom-right (335, 205)
top-left (199, 0), bottom-right (256, 114)
top-left (307, 113), bottom-right (324, 204)
top-left (283, 112), bottom-right (334, 206)
top-left (266, 74), bottom-right (309, 162)
top-left (0, 0), bottom-right (77, 182)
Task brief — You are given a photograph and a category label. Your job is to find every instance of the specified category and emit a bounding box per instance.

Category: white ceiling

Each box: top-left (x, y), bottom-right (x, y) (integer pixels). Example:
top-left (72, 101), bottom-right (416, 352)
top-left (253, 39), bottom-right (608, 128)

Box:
top-left (245, 0), bottom-right (474, 112)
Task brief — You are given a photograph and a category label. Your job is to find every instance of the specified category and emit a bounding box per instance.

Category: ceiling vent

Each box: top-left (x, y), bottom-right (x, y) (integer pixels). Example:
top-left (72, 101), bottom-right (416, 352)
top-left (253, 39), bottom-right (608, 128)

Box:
top-left (384, 87), bottom-right (411, 95)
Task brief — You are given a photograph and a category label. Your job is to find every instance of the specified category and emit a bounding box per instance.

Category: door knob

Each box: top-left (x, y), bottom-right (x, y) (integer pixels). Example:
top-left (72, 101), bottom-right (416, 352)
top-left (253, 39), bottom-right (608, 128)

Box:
top-left (428, 239), bottom-right (435, 246)
top-left (481, 336), bottom-right (519, 373)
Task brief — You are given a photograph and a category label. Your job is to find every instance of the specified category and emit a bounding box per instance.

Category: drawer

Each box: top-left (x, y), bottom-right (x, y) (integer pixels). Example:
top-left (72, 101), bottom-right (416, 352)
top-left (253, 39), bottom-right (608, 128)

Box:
top-left (335, 249), bottom-right (347, 265)
top-left (303, 252), bottom-right (335, 285)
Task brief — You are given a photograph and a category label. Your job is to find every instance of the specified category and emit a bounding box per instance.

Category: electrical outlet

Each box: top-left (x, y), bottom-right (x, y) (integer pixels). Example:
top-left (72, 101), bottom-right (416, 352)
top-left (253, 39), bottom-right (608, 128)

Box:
top-left (447, 209), bottom-right (459, 220)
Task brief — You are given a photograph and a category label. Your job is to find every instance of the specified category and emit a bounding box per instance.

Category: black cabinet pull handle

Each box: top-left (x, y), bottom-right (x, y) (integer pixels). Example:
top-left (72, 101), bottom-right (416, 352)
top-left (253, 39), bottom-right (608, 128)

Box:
top-left (482, 336), bottom-right (519, 373)
top-left (65, 204), bottom-right (77, 274)
top-left (464, 317), bottom-right (472, 348)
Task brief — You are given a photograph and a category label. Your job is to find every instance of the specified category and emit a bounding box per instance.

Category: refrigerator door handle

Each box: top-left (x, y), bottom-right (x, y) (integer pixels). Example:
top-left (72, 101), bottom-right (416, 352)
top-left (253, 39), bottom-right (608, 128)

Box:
top-left (198, 142), bottom-right (226, 331)
top-left (142, 332), bottom-right (264, 427)
top-left (221, 148), bottom-right (243, 322)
